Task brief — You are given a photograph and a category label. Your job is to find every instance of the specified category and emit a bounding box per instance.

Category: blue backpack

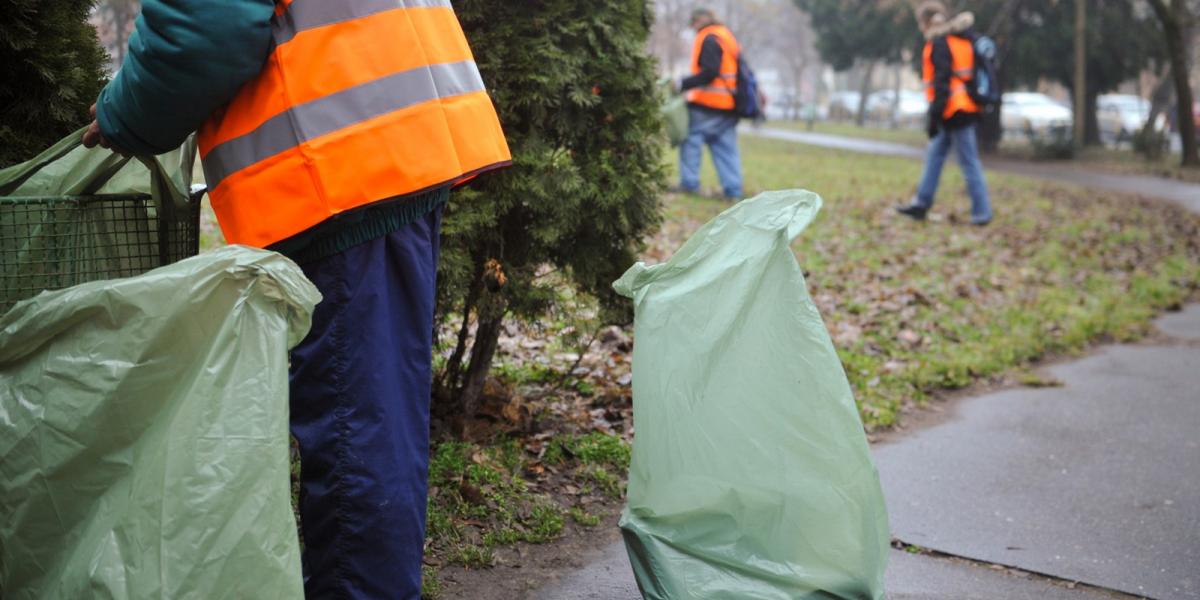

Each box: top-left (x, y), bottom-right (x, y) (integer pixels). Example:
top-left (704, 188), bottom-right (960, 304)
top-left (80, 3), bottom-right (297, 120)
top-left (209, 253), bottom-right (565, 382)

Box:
top-left (735, 55), bottom-right (766, 121)
top-left (968, 35), bottom-right (1001, 108)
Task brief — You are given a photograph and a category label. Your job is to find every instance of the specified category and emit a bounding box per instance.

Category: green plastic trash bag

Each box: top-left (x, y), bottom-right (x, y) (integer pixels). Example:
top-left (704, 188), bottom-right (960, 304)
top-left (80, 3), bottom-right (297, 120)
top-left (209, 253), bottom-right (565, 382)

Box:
top-left (0, 245), bottom-right (320, 599)
top-left (614, 190), bottom-right (889, 599)
top-left (659, 79), bottom-right (688, 147)
top-left (0, 126), bottom-right (194, 204)
top-left (663, 94), bottom-right (688, 147)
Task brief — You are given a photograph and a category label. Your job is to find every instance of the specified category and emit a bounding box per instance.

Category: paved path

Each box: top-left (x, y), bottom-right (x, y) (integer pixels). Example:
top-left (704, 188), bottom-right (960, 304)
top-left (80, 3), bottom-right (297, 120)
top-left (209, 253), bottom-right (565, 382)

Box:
top-left (535, 306), bottom-right (1200, 599)
top-left (534, 543), bottom-right (1135, 600)
top-left (750, 127), bottom-right (1200, 214)
top-left (875, 306), bottom-right (1200, 599)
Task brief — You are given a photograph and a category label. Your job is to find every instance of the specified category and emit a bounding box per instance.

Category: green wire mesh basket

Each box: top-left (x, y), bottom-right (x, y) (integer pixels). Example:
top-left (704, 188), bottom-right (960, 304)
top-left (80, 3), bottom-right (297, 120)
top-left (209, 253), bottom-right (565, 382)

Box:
top-left (0, 191), bottom-right (201, 312)
top-left (0, 130), bottom-right (203, 313)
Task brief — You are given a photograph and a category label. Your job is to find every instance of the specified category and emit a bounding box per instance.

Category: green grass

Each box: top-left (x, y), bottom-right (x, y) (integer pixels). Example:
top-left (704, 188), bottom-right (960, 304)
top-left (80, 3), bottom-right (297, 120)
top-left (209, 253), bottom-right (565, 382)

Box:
top-left (542, 432), bottom-right (632, 468)
top-left (569, 507), bottom-right (602, 527)
top-left (667, 134), bottom-right (1200, 428)
top-left (766, 118), bottom-right (1200, 183)
top-left (423, 433), bottom-right (631, 590)
top-left (421, 566), bottom-right (442, 598)
top-left (766, 119), bottom-right (928, 147)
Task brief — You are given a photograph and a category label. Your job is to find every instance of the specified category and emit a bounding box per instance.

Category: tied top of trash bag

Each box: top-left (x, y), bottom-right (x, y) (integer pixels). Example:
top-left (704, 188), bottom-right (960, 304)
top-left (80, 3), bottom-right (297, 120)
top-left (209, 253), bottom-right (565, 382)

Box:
top-left (614, 189), bottom-right (821, 300)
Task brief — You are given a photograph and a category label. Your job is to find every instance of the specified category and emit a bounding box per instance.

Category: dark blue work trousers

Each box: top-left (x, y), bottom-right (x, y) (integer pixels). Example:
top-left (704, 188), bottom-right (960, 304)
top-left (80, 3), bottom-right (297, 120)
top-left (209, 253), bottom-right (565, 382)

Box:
top-left (289, 207), bottom-right (442, 599)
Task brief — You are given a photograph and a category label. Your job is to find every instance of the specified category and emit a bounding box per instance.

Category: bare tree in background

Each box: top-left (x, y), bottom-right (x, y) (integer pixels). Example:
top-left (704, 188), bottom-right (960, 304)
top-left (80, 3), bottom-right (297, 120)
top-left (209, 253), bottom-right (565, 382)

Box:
top-left (650, 0), bottom-right (695, 78)
top-left (754, 0), bottom-right (820, 119)
top-left (652, 0), bottom-right (821, 121)
top-left (91, 0), bottom-right (140, 71)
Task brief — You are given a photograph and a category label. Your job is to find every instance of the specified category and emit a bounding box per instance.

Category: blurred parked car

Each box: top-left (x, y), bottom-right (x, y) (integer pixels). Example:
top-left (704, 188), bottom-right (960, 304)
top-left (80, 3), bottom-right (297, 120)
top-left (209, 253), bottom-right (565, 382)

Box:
top-left (1097, 94), bottom-right (1164, 144)
top-left (1001, 92), bottom-right (1072, 135)
top-left (826, 91), bottom-right (862, 121)
top-left (865, 90), bottom-right (928, 126)
top-left (768, 93), bottom-right (828, 122)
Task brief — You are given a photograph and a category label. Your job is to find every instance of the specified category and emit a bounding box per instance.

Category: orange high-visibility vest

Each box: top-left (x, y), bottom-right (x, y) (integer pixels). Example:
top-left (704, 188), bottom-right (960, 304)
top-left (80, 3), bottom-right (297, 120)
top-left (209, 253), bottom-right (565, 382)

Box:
top-left (923, 35), bottom-right (979, 120)
top-left (686, 25), bottom-right (739, 111)
top-left (198, 0), bottom-right (511, 248)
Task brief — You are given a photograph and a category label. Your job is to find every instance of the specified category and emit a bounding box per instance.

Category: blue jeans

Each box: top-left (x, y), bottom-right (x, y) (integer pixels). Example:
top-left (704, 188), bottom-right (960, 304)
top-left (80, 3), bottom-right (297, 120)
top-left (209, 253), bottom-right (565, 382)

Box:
top-left (679, 106), bottom-right (743, 198)
top-left (289, 206), bottom-right (442, 599)
top-left (915, 123), bottom-right (993, 223)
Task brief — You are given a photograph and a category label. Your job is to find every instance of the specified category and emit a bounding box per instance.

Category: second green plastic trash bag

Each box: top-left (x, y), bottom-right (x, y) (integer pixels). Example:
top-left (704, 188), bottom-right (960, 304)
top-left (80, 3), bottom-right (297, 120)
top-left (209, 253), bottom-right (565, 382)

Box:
top-left (663, 94), bottom-right (688, 147)
top-left (0, 245), bottom-right (320, 599)
top-left (614, 190), bottom-right (889, 599)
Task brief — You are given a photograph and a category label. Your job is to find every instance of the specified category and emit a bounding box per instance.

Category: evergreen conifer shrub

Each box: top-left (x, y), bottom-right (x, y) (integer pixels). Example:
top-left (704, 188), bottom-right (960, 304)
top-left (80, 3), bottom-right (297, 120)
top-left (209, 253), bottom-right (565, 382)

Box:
top-left (438, 1), bottom-right (666, 420)
top-left (0, 0), bottom-right (108, 167)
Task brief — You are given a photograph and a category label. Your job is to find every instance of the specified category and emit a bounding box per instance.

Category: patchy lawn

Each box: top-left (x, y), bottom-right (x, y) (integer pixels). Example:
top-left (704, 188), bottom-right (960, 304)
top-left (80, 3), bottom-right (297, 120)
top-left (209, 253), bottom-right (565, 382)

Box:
top-left (674, 135), bottom-right (1200, 427)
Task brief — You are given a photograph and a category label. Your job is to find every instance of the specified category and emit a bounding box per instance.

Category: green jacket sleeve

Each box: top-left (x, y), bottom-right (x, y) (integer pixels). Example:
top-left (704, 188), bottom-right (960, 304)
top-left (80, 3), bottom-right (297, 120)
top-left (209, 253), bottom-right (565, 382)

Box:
top-left (96, 0), bottom-right (276, 156)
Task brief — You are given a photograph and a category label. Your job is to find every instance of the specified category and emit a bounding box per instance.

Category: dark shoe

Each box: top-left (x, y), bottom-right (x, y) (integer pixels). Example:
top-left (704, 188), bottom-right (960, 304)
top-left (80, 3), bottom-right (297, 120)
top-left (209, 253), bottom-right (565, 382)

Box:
top-left (895, 203), bottom-right (928, 221)
top-left (669, 184), bottom-right (699, 195)
top-left (971, 219), bottom-right (991, 227)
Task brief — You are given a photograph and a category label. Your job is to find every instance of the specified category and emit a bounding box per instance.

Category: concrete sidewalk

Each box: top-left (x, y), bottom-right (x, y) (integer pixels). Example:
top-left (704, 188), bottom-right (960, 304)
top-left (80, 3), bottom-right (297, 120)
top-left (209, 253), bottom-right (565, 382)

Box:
top-left (533, 306), bottom-right (1200, 599)
top-left (749, 127), bottom-right (1200, 215)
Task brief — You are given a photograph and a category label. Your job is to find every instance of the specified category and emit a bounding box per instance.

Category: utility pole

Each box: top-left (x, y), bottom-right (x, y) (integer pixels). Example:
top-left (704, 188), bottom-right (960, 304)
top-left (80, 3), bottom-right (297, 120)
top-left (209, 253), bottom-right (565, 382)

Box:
top-left (1073, 0), bottom-right (1087, 150)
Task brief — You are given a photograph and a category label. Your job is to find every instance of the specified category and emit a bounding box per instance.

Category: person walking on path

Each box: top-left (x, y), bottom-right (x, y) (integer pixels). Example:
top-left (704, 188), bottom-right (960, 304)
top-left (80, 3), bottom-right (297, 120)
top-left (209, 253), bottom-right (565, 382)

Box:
top-left (897, 1), bottom-right (993, 226)
top-left (82, 1), bottom-right (511, 598)
top-left (676, 8), bottom-right (744, 201)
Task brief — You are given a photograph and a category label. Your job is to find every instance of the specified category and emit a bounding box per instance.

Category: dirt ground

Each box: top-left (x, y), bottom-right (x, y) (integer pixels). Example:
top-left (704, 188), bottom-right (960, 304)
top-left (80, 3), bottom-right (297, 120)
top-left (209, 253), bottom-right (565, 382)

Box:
top-left (435, 508), bottom-right (625, 600)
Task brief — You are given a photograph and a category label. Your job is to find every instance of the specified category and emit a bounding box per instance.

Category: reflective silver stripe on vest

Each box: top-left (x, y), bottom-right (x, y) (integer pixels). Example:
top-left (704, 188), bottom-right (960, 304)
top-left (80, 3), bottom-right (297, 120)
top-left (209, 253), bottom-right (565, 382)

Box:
top-left (204, 60), bottom-right (485, 189)
top-left (273, 0), bottom-right (453, 46)
top-left (698, 85), bottom-right (735, 95)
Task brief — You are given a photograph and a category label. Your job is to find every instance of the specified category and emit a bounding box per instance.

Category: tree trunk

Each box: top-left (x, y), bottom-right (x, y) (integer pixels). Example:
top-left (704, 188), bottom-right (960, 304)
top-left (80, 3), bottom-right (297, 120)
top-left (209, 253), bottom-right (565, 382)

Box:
top-left (889, 62), bottom-right (902, 129)
top-left (457, 309), bottom-right (505, 423)
top-left (1072, 0), bottom-right (1087, 150)
top-left (1147, 0), bottom-right (1199, 167)
top-left (791, 59), bottom-right (807, 121)
top-left (855, 60), bottom-right (876, 127)
top-left (978, 0), bottom-right (1030, 153)
top-left (807, 65), bottom-right (821, 130)
top-left (1143, 66), bottom-right (1173, 135)
top-left (438, 266), bottom-right (483, 394)
top-left (1085, 87), bottom-right (1102, 146)
top-left (978, 69), bottom-right (1004, 153)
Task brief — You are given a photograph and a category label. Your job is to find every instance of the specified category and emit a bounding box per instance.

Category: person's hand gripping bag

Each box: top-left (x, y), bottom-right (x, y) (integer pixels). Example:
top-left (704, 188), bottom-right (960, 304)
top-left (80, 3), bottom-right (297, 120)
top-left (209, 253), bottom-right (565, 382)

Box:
top-left (614, 190), bottom-right (889, 599)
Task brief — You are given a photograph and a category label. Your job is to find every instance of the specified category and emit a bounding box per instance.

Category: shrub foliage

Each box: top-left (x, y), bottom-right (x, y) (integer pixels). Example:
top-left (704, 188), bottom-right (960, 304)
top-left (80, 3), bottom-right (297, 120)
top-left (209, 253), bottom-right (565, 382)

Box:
top-left (0, 0), bottom-right (108, 167)
top-left (438, 1), bottom-right (666, 421)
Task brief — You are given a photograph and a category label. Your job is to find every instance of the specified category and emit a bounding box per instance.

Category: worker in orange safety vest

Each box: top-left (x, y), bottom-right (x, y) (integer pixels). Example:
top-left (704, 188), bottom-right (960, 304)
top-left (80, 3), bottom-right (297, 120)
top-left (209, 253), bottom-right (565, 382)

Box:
top-left (896, 0), bottom-right (993, 226)
top-left (84, 0), bottom-right (511, 597)
top-left (675, 8), bottom-right (744, 201)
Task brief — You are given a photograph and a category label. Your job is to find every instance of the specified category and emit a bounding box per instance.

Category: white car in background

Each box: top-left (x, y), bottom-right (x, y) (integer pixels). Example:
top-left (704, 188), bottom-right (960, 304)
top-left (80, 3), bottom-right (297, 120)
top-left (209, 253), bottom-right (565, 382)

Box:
top-left (1001, 92), bottom-right (1073, 135)
top-left (1097, 94), bottom-right (1164, 143)
top-left (866, 90), bottom-right (929, 126)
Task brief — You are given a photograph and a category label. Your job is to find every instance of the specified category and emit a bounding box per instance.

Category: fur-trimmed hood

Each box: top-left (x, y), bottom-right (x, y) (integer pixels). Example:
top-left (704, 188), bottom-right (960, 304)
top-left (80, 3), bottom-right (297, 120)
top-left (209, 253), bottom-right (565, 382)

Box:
top-left (924, 12), bottom-right (975, 40)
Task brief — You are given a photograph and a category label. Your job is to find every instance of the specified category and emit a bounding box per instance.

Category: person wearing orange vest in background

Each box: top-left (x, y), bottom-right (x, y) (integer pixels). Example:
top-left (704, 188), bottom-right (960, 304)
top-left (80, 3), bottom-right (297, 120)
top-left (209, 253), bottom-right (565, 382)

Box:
top-left (897, 1), bottom-right (993, 226)
top-left (82, 0), bottom-right (511, 597)
top-left (675, 8), bottom-right (744, 201)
